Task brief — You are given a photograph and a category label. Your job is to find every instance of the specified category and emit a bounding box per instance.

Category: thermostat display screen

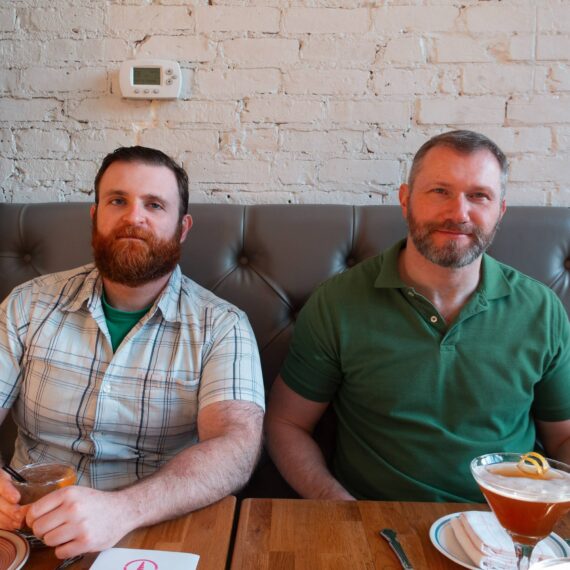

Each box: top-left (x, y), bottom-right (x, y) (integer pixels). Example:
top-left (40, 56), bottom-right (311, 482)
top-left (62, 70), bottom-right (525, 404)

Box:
top-left (133, 67), bottom-right (161, 86)
top-left (120, 59), bottom-right (181, 99)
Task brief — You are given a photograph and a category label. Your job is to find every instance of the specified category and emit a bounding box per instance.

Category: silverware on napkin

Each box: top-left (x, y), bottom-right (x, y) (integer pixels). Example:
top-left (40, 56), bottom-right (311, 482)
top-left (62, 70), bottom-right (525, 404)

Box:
top-left (379, 528), bottom-right (414, 569)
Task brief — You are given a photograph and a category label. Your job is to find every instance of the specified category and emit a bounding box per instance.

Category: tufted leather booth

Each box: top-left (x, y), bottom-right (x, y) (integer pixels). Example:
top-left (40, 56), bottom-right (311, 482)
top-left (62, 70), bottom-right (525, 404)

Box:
top-left (0, 203), bottom-right (569, 496)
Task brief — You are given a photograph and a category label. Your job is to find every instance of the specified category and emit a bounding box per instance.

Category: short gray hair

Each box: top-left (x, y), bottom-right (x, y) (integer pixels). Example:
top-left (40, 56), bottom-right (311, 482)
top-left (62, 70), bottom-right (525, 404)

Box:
top-left (408, 130), bottom-right (508, 196)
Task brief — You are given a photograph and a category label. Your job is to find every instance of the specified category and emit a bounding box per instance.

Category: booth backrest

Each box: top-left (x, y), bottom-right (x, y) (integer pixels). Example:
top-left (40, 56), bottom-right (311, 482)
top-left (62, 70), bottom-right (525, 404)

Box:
top-left (1, 203), bottom-right (569, 494)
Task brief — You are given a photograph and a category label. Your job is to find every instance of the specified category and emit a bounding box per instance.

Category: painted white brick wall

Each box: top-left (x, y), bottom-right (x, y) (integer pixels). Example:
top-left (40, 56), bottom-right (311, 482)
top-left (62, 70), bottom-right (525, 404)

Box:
top-left (1, 0), bottom-right (569, 206)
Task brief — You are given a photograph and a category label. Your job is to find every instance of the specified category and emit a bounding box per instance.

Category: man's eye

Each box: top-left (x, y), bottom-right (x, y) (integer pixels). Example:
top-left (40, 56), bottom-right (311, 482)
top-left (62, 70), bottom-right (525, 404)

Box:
top-left (471, 193), bottom-right (490, 200)
top-left (148, 202), bottom-right (163, 210)
top-left (110, 198), bottom-right (125, 205)
top-left (431, 188), bottom-right (446, 194)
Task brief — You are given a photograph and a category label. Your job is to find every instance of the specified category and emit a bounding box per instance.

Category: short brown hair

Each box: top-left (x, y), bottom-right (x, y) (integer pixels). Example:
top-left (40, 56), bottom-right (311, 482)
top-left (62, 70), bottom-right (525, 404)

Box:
top-left (94, 146), bottom-right (189, 221)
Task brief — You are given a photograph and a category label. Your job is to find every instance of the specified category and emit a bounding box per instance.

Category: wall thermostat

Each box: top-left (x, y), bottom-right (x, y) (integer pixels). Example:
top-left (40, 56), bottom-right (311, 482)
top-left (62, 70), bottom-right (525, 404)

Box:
top-left (119, 59), bottom-right (182, 99)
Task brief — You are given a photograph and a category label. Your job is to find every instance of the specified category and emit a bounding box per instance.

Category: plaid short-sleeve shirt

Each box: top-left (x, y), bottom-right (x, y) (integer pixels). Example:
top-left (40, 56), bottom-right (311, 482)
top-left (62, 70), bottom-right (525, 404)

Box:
top-left (0, 264), bottom-right (265, 490)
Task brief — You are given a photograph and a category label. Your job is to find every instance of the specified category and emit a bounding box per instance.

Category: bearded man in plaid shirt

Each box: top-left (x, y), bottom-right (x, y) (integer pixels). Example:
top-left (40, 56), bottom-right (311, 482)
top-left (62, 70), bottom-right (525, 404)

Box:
top-left (0, 147), bottom-right (265, 559)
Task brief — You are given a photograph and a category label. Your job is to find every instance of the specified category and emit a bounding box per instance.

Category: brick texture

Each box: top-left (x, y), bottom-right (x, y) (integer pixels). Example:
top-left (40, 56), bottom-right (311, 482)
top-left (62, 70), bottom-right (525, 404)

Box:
top-left (0, 0), bottom-right (568, 206)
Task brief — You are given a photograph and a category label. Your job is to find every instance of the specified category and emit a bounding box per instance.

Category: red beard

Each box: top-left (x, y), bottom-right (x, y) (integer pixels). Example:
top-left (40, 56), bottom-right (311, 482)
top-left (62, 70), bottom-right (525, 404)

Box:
top-left (92, 220), bottom-right (182, 287)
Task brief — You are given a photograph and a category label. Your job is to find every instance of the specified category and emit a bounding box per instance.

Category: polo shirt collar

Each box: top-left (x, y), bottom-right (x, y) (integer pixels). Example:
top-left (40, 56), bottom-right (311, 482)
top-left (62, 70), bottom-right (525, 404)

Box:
top-left (477, 253), bottom-right (512, 301)
top-left (374, 239), bottom-right (408, 289)
top-left (374, 238), bottom-right (512, 302)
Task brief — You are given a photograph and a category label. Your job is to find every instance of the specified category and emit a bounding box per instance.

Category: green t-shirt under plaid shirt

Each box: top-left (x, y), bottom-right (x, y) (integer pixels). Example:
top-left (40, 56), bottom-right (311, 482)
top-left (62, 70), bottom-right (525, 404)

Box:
top-left (101, 291), bottom-right (150, 352)
top-left (281, 240), bottom-right (570, 502)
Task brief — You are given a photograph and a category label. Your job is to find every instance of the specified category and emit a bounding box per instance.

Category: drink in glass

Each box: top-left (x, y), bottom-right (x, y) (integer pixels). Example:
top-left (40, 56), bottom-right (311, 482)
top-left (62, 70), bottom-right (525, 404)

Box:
top-left (471, 453), bottom-right (570, 570)
top-left (12, 462), bottom-right (76, 540)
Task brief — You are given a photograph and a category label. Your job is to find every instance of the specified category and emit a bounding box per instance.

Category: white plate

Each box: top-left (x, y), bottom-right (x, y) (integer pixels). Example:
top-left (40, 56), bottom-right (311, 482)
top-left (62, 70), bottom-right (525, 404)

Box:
top-left (429, 513), bottom-right (570, 570)
top-left (0, 530), bottom-right (30, 570)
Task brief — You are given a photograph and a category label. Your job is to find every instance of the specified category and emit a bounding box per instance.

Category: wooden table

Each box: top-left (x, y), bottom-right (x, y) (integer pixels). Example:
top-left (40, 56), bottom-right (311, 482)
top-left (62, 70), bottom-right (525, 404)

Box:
top-left (24, 495), bottom-right (236, 570)
top-left (230, 499), bottom-right (570, 569)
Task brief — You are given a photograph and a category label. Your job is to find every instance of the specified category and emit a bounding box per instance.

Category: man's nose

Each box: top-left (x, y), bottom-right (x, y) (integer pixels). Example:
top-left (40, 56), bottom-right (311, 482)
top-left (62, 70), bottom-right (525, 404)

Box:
top-left (122, 203), bottom-right (145, 224)
top-left (447, 194), bottom-right (470, 223)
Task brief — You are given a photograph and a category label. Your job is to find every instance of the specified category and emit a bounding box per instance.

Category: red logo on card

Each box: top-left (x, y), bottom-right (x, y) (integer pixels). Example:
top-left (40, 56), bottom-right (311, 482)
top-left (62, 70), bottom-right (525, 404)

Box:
top-left (123, 560), bottom-right (159, 570)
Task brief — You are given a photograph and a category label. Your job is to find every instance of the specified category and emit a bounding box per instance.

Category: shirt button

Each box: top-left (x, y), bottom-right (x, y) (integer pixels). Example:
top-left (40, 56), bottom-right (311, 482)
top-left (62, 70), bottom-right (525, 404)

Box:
top-left (430, 315), bottom-right (438, 323)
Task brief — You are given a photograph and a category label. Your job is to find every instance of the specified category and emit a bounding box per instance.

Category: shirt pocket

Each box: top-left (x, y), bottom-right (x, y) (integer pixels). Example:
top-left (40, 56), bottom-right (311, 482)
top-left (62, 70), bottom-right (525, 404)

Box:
top-left (138, 371), bottom-right (200, 440)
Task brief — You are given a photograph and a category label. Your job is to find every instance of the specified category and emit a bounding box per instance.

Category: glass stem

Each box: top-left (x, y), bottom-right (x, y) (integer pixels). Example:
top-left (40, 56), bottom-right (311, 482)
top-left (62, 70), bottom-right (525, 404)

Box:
top-left (514, 542), bottom-right (535, 570)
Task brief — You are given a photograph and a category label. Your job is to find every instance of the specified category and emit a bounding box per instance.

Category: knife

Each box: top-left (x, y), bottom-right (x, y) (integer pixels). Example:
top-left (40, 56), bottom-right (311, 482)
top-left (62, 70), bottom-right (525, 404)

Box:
top-left (379, 528), bottom-right (414, 569)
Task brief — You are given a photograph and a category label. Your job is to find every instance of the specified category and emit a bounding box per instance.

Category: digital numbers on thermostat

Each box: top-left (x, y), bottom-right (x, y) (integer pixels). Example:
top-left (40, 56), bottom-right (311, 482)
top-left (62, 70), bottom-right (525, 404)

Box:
top-left (119, 59), bottom-right (182, 100)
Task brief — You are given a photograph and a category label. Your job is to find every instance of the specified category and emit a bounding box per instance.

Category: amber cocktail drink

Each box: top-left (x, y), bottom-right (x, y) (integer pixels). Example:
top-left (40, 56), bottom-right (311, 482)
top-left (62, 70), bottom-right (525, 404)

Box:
top-left (13, 462), bottom-right (76, 538)
top-left (13, 463), bottom-right (76, 505)
top-left (471, 453), bottom-right (570, 570)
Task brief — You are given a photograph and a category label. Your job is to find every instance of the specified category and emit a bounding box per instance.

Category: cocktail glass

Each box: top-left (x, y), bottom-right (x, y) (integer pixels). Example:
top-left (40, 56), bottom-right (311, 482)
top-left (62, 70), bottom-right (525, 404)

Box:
top-left (12, 462), bottom-right (77, 546)
top-left (471, 453), bottom-right (570, 570)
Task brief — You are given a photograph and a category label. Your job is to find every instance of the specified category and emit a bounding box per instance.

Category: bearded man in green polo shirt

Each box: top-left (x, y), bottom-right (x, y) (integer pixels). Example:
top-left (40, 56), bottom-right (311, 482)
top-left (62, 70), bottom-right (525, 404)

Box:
top-left (266, 130), bottom-right (570, 502)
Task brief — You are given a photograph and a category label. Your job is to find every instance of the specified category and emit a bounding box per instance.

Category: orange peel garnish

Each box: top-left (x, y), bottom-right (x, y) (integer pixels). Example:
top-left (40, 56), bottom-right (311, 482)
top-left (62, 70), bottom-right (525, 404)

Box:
top-left (517, 452), bottom-right (550, 476)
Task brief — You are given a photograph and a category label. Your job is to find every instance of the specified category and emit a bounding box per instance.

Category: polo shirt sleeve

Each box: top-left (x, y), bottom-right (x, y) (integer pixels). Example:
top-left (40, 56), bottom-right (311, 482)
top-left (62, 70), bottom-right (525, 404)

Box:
top-left (281, 284), bottom-right (342, 403)
top-left (0, 284), bottom-right (31, 408)
top-left (197, 309), bottom-right (265, 411)
top-left (532, 296), bottom-right (570, 422)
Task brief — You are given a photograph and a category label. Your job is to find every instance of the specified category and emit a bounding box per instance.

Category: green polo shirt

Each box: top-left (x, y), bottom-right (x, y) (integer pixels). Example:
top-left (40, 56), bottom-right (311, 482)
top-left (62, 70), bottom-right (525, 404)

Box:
top-left (281, 240), bottom-right (570, 502)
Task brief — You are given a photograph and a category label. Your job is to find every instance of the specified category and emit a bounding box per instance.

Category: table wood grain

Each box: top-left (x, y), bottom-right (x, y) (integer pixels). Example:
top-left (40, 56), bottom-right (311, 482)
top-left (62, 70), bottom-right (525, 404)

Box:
top-left (230, 499), bottom-right (570, 570)
top-left (24, 495), bottom-right (236, 570)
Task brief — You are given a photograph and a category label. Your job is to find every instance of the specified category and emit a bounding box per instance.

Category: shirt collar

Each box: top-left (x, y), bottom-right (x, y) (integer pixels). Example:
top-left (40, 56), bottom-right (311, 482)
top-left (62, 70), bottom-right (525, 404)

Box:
top-left (374, 239), bottom-right (408, 289)
top-left (374, 239), bottom-right (512, 301)
top-left (154, 265), bottom-right (184, 322)
top-left (62, 263), bottom-right (184, 322)
top-left (477, 253), bottom-right (512, 301)
top-left (60, 264), bottom-right (102, 313)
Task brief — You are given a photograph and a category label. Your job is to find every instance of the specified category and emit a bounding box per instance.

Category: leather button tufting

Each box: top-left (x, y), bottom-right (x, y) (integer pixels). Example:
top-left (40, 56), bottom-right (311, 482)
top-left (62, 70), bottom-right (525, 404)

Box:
top-left (239, 256), bottom-right (249, 266)
top-left (347, 258), bottom-right (356, 267)
top-left (565, 259), bottom-right (570, 271)
top-left (23, 254), bottom-right (32, 263)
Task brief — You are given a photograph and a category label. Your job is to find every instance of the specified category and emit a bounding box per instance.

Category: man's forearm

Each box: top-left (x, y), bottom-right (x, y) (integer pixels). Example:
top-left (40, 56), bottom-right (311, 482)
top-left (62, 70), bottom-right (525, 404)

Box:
top-left (115, 407), bottom-right (263, 532)
top-left (25, 402), bottom-right (264, 559)
top-left (267, 422), bottom-right (354, 501)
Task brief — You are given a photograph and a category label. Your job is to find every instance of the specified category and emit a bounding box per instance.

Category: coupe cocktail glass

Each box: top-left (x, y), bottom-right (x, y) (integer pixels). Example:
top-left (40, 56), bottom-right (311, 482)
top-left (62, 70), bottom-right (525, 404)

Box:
top-left (471, 453), bottom-right (570, 570)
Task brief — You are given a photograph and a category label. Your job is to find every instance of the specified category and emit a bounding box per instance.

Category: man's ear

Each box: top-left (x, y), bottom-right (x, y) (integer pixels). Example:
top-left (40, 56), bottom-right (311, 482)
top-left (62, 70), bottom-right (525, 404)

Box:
top-left (499, 198), bottom-right (507, 220)
top-left (399, 184), bottom-right (410, 219)
top-left (90, 204), bottom-right (96, 220)
top-left (180, 214), bottom-right (193, 243)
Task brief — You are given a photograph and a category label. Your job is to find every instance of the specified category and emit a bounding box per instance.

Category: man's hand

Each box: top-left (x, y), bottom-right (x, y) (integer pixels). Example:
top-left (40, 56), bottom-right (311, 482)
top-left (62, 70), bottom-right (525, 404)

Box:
top-left (27, 486), bottom-right (131, 559)
top-left (0, 469), bottom-right (25, 530)
top-left (23, 400), bottom-right (263, 560)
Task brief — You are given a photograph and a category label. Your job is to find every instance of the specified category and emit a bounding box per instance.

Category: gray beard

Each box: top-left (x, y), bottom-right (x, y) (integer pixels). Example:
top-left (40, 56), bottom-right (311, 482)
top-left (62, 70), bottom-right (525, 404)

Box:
top-left (407, 213), bottom-right (500, 268)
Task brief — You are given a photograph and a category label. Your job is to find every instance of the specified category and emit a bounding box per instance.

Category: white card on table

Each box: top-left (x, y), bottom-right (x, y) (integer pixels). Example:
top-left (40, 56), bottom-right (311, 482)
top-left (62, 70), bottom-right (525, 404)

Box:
top-left (90, 547), bottom-right (200, 570)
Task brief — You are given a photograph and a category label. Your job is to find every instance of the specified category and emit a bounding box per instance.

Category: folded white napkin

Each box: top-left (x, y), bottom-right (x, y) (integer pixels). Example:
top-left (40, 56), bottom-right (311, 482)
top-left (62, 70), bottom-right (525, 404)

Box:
top-left (90, 547), bottom-right (199, 570)
top-left (450, 511), bottom-right (557, 570)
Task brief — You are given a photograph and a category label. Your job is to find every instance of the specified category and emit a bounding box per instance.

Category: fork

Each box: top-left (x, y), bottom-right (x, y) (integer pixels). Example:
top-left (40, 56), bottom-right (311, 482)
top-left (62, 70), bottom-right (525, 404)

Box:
top-left (54, 555), bottom-right (84, 569)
